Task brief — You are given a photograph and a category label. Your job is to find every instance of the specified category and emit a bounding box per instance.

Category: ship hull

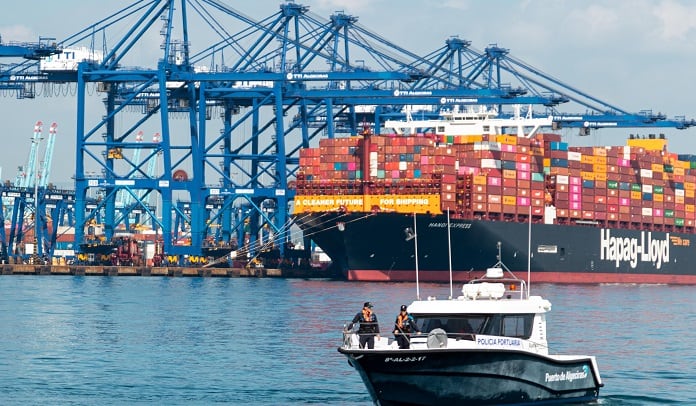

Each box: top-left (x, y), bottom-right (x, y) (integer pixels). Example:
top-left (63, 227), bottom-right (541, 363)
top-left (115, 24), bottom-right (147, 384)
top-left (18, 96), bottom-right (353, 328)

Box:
top-left (338, 347), bottom-right (601, 405)
top-left (295, 212), bottom-right (696, 284)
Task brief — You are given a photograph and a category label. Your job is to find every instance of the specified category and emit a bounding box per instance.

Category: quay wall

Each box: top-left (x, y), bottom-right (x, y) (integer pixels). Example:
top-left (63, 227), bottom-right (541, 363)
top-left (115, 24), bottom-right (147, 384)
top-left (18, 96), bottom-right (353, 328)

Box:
top-left (0, 265), bottom-right (335, 279)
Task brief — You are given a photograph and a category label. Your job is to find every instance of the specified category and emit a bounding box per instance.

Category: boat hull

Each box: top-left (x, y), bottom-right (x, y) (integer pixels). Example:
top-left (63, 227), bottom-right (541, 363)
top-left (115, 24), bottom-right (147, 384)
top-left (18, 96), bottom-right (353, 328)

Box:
top-left (296, 212), bottom-right (696, 283)
top-left (338, 347), bottom-right (601, 405)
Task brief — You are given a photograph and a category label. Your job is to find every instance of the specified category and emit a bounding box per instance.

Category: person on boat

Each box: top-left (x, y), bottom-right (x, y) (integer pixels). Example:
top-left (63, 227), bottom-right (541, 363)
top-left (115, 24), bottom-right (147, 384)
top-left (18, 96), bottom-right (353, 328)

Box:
top-left (346, 302), bottom-right (380, 349)
top-left (393, 304), bottom-right (420, 349)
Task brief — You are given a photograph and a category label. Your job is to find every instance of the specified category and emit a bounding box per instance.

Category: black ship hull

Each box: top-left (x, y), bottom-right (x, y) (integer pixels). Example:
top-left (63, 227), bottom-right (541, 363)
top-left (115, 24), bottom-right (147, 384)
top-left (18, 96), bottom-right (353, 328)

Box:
top-left (295, 212), bottom-right (696, 283)
top-left (338, 347), bottom-right (601, 405)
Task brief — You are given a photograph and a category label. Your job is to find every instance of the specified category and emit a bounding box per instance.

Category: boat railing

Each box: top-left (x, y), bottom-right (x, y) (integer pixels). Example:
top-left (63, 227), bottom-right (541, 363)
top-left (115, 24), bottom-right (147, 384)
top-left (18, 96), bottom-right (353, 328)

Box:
top-left (341, 327), bottom-right (479, 350)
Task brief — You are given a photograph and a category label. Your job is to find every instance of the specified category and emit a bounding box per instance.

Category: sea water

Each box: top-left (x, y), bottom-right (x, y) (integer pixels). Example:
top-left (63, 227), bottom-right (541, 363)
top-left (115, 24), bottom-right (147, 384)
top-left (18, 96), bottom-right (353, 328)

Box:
top-left (0, 276), bottom-right (694, 405)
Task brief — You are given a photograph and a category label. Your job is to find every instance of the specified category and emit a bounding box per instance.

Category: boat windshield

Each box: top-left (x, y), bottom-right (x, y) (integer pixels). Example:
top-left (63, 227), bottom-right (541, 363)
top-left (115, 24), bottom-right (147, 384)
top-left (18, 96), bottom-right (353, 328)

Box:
top-left (412, 313), bottom-right (535, 340)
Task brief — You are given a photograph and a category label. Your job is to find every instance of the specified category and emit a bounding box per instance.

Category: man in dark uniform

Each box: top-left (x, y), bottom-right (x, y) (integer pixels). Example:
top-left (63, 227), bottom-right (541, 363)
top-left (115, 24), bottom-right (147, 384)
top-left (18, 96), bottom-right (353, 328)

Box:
top-left (394, 304), bottom-right (420, 349)
top-left (347, 302), bottom-right (380, 349)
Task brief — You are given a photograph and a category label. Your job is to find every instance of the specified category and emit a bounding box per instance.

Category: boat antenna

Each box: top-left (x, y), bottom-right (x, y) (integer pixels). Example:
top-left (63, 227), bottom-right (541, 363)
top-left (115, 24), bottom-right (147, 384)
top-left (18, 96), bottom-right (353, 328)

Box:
top-left (527, 205), bottom-right (532, 296)
top-left (413, 212), bottom-right (420, 300)
top-left (447, 208), bottom-right (453, 299)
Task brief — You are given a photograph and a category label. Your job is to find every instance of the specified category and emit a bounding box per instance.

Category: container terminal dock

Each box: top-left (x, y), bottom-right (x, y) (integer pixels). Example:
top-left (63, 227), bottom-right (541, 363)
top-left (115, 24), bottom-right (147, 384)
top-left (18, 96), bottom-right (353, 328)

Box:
top-left (0, 264), bottom-right (334, 279)
top-left (0, 2), bottom-right (694, 282)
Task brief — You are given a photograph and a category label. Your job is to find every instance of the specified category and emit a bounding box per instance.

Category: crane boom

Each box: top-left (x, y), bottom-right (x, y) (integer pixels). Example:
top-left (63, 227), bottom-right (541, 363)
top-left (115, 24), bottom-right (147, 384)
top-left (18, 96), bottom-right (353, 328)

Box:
top-left (0, 36), bottom-right (61, 59)
top-left (22, 121), bottom-right (43, 188)
top-left (39, 123), bottom-right (57, 188)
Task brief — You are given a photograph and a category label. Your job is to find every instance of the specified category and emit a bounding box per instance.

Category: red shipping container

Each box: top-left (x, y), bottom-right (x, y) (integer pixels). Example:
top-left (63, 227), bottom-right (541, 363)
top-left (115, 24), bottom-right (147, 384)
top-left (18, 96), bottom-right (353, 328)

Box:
top-left (503, 178), bottom-right (517, 188)
top-left (488, 203), bottom-right (502, 213)
top-left (503, 204), bottom-right (517, 214)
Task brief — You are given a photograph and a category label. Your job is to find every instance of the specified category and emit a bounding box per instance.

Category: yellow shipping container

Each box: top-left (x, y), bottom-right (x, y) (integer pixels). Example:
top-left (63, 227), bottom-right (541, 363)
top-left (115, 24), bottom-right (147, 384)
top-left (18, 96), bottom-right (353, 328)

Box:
top-left (366, 194), bottom-right (442, 214)
top-left (651, 163), bottom-right (663, 173)
top-left (581, 171), bottom-right (596, 181)
top-left (498, 135), bottom-right (517, 145)
top-left (292, 194), bottom-right (444, 214)
top-left (630, 191), bottom-right (642, 200)
top-left (594, 156), bottom-right (607, 165)
top-left (593, 147), bottom-right (607, 157)
top-left (676, 195), bottom-right (685, 204)
top-left (688, 190), bottom-right (696, 198)
top-left (654, 193), bottom-right (664, 202)
top-left (543, 158), bottom-right (550, 167)
top-left (473, 175), bottom-right (487, 185)
top-left (293, 195), bottom-right (365, 213)
top-left (593, 164), bottom-right (607, 173)
top-left (503, 195), bottom-right (517, 205)
top-left (627, 138), bottom-right (667, 152)
top-left (594, 172), bottom-right (607, 182)
top-left (687, 204), bottom-right (695, 213)
top-left (581, 155), bottom-right (595, 164)
top-left (503, 169), bottom-right (517, 179)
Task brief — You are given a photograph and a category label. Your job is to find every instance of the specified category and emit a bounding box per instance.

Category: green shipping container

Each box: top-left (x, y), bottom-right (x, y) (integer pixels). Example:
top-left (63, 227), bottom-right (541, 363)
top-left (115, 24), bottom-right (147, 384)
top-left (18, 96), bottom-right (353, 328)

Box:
top-left (675, 218), bottom-right (685, 226)
top-left (665, 209), bottom-right (675, 218)
top-left (607, 180), bottom-right (619, 189)
top-left (631, 184), bottom-right (642, 192)
top-left (654, 185), bottom-right (664, 194)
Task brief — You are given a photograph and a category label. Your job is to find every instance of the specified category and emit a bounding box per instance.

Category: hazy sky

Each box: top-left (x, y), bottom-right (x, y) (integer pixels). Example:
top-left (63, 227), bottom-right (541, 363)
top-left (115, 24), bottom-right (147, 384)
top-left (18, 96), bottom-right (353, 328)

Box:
top-left (2, 0), bottom-right (696, 187)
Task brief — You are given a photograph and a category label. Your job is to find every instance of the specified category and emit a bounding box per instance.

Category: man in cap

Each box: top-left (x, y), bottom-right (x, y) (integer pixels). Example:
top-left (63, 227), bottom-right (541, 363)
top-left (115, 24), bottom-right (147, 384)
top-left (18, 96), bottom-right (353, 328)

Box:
top-left (394, 304), bottom-right (420, 349)
top-left (346, 301), bottom-right (380, 349)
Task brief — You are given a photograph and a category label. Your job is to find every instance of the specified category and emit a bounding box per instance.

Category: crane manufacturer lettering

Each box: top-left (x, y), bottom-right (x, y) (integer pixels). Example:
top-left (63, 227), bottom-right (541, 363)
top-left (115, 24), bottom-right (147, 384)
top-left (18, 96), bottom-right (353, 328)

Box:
top-left (600, 229), bottom-right (669, 269)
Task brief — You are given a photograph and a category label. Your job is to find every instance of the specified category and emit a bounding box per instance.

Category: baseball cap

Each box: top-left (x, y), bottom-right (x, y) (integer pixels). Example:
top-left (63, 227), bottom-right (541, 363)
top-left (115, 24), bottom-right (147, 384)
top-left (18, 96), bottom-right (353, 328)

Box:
top-left (364, 302), bottom-right (374, 308)
top-left (400, 305), bottom-right (408, 311)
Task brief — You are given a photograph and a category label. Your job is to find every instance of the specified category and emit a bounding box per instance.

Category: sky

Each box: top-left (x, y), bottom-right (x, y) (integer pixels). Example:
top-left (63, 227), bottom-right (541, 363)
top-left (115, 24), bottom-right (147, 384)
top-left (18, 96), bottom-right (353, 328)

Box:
top-left (2, 0), bottom-right (696, 188)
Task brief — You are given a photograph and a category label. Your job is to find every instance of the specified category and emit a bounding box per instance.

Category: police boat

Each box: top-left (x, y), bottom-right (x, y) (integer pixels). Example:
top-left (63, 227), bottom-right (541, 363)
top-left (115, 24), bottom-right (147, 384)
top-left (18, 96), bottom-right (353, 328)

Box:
top-left (338, 263), bottom-right (603, 405)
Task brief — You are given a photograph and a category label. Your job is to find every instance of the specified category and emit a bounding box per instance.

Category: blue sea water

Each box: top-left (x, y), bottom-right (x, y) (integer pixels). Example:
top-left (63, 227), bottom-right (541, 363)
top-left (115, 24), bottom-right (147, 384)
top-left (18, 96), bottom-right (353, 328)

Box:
top-left (0, 276), bottom-right (694, 405)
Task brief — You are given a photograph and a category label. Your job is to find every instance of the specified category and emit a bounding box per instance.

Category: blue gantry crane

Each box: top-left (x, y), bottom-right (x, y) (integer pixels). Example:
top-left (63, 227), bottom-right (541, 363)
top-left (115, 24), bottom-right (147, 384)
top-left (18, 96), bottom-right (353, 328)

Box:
top-left (0, 1), bottom-right (692, 265)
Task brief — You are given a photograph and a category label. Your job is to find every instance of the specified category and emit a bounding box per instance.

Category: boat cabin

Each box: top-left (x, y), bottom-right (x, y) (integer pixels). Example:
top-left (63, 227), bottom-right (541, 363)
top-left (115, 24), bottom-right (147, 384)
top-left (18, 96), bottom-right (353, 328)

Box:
top-left (344, 268), bottom-right (552, 354)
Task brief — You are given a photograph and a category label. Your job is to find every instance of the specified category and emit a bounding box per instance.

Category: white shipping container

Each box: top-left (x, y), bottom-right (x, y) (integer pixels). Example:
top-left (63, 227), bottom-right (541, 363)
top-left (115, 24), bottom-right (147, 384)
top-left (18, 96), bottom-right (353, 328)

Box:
top-left (567, 151), bottom-right (582, 161)
top-left (555, 174), bottom-right (569, 184)
top-left (480, 159), bottom-right (501, 169)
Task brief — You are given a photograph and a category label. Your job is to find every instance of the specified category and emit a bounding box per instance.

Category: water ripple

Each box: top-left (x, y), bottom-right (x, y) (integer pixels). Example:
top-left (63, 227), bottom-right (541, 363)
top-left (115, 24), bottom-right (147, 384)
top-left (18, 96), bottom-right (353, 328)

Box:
top-left (0, 277), bottom-right (693, 404)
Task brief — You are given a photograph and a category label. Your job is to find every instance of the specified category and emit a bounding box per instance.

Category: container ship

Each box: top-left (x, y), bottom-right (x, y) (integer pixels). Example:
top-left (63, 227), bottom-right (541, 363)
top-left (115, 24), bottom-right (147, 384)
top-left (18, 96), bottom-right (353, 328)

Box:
top-left (292, 106), bottom-right (696, 284)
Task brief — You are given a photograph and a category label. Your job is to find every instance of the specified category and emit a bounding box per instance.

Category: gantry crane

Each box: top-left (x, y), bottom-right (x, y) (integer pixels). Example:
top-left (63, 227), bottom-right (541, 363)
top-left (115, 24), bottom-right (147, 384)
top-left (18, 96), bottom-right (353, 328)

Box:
top-left (0, 1), bottom-right (692, 265)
